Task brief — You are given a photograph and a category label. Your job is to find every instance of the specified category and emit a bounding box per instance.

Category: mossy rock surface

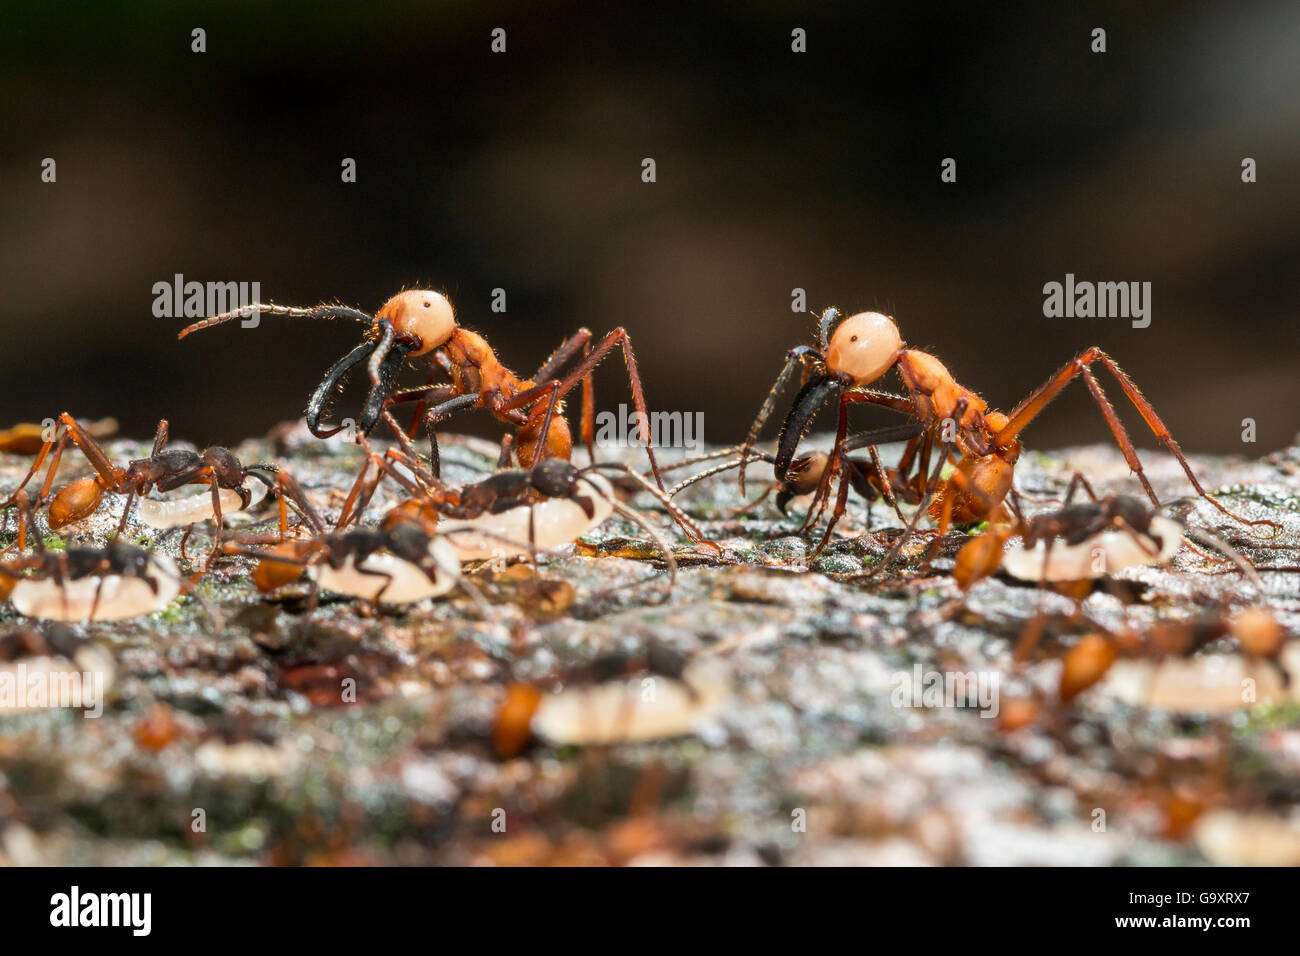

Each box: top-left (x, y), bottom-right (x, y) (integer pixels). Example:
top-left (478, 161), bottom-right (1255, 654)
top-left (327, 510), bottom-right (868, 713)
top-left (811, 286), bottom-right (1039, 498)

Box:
top-left (1, 429), bottom-right (1298, 865)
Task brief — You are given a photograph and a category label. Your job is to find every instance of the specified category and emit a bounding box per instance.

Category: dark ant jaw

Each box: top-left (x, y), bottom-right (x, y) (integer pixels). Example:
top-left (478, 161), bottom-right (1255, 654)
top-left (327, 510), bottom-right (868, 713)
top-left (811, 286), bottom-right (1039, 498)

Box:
top-left (307, 340), bottom-right (379, 438)
top-left (358, 339), bottom-right (414, 434)
top-left (773, 373), bottom-right (843, 479)
top-left (737, 344), bottom-right (826, 495)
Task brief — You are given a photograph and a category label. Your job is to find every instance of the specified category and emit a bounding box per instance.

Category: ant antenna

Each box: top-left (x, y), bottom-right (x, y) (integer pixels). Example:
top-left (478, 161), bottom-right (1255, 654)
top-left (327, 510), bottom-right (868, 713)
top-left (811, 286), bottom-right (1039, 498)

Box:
top-left (580, 461), bottom-right (713, 547)
top-left (667, 451), bottom-right (777, 499)
top-left (817, 307), bottom-right (840, 351)
top-left (177, 302), bottom-right (374, 340)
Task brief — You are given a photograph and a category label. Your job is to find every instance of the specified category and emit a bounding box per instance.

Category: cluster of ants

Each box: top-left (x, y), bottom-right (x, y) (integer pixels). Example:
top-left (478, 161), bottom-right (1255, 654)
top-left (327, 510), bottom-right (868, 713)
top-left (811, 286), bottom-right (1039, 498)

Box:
top-left (0, 290), bottom-right (1290, 693)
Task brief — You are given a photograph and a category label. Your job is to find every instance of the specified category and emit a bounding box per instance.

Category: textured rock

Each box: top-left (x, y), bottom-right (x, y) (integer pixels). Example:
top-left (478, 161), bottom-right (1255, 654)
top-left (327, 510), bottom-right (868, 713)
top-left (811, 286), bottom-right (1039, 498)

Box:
top-left (0, 427), bottom-right (1297, 865)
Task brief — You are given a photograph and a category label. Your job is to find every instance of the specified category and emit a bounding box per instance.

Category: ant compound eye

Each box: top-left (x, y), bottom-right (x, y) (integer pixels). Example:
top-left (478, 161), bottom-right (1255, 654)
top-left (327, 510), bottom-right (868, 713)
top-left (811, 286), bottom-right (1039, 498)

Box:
top-left (826, 311), bottom-right (901, 386)
top-left (380, 290), bottom-right (456, 355)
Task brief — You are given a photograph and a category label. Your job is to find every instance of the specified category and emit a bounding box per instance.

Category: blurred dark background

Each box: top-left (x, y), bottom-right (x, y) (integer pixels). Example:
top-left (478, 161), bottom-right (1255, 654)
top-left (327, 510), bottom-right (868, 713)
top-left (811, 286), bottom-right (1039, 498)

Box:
top-left (1, 0), bottom-right (1296, 454)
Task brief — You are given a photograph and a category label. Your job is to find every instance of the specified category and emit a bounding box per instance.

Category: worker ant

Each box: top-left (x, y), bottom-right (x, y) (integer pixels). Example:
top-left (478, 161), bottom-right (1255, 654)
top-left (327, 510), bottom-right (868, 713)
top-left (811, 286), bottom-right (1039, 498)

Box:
top-left (0, 413), bottom-right (280, 565)
top-left (953, 492), bottom-right (1183, 590)
top-left (177, 289), bottom-right (672, 494)
top-left (953, 469), bottom-right (1263, 592)
top-left (668, 422), bottom-right (926, 535)
top-left (738, 308), bottom-right (1277, 564)
top-left (0, 493), bottom-right (202, 623)
top-left (222, 471), bottom-right (487, 611)
top-left (331, 443), bottom-right (708, 599)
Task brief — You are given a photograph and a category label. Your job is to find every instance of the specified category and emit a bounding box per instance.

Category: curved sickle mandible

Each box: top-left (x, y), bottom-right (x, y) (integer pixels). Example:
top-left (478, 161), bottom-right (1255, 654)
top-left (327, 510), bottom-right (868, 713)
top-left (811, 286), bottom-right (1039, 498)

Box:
top-left (306, 341), bottom-right (379, 438)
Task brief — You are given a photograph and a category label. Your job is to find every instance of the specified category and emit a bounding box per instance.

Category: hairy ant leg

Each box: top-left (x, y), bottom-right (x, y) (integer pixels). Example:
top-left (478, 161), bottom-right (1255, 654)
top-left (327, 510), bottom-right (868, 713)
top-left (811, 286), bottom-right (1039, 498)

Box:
top-left (806, 421), bottom-right (926, 558)
top-left (995, 347), bottom-right (1276, 533)
top-left (497, 327), bottom-right (666, 489)
top-left (530, 329), bottom-right (598, 464)
top-left (871, 399), bottom-right (969, 575)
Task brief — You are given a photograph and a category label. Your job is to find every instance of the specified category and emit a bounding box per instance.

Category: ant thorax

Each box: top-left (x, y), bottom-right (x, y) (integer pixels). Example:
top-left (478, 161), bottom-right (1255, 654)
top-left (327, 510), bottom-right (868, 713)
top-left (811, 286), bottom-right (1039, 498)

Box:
top-left (895, 350), bottom-right (988, 432)
top-left (443, 327), bottom-right (504, 384)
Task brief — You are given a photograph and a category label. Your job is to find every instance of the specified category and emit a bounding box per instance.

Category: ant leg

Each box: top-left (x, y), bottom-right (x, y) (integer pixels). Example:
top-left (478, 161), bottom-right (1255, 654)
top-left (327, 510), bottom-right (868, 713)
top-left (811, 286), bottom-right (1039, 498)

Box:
top-left (5, 412), bottom-right (120, 512)
top-left (532, 329), bottom-right (593, 383)
top-left (497, 434), bottom-right (514, 469)
top-left (843, 420), bottom-right (927, 524)
top-left (796, 398), bottom-right (850, 536)
top-left (580, 338), bottom-right (596, 465)
top-left (352, 565), bottom-right (395, 610)
top-left (527, 506), bottom-right (539, 582)
top-left (1, 429), bottom-right (67, 508)
top-left (15, 492), bottom-right (42, 554)
top-left (113, 488), bottom-right (138, 541)
top-left (54, 552), bottom-right (71, 621)
top-left (842, 388), bottom-right (920, 417)
top-left (421, 394), bottom-right (481, 478)
top-left (205, 476), bottom-right (225, 571)
top-left (658, 445), bottom-right (747, 477)
top-left (150, 419), bottom-right (169, 456)
top-left (58, 413), bottom-right (121, 486)
top-left (808, 465), bottom-right (853, 560)
top-left (867, 445), bottom-right (907, 525)
top-left (404, 367), bottom-right (445, 438)
top-left (527, 330), bottom-right (599, 462)
top-left (503, 329), bottom-right (667, 491)
top-left (506, 380), bottom-right (564, 467)
top-left (1061, 471), bottom-right (1099, 504)
top-left (1091, 352), bottom-right (1270, 527)
top-left (337, 454), bottom-right (384, 530)
top-left (38, 435), bottom-right (68, 504)
top-left (666, 453), bottom-right (766, 495)
top-left (996, 347), bottom-right (1272, 531)
top-left (583, 461), bottom-right (713, 547)
top-left (873, 445), bottom-right (952, 575)
top-left (920, 486), bottom-right (958, 572)
top-left (875, 404), bottom-right (967, 574)
top-left (89, 575), bottom-right (108, 623)
top-left (276, 472), bottom-right (327, 536)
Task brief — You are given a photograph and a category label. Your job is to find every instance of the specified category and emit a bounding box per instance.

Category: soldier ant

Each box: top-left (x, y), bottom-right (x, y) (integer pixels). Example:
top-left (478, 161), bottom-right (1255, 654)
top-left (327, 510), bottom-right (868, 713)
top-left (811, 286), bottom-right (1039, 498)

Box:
top-left (738, 308), bottom-right (1278, 563)
top-left (177, 290), bottom-right (672, 494)
top-left (1, 413), bottom-right (280, 565)
top-left (0, 493), bottom-right (199, 623)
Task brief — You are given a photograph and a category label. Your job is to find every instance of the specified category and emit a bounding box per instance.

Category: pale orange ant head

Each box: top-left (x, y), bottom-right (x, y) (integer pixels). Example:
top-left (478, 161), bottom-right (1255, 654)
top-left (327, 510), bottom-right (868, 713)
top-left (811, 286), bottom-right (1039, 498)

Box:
top-left (825, 311), bottom-right (902, 386)
top-left (377, 290), bottom-right (456, 356)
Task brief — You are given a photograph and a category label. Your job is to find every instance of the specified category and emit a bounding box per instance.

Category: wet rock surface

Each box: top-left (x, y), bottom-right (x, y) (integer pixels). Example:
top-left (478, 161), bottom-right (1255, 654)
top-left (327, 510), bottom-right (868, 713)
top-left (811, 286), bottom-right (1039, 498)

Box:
top-left (1, 427), bottom-right (1298, 866)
